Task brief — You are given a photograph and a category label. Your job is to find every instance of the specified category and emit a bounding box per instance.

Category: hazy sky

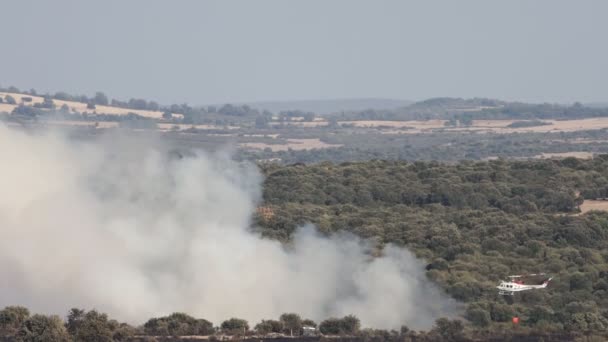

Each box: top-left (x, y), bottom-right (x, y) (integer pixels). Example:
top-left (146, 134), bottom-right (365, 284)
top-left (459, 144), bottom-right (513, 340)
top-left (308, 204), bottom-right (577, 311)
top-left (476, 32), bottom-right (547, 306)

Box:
top-left (1, 0), bottom-right (607, 105)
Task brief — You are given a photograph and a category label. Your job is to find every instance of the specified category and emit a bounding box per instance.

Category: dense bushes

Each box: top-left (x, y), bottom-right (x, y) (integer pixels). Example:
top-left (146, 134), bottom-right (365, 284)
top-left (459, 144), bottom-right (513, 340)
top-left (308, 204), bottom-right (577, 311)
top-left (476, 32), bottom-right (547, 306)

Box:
top-left (143, 313), bottom-right (213, 336)
top-left (256, 159), bottom-right (608, 335)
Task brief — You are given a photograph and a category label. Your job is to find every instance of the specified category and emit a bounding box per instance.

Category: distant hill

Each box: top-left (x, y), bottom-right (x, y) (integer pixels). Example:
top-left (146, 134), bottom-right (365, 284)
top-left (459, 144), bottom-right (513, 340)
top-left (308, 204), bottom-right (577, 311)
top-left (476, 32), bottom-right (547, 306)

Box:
top-left (231, 98), bottom-right (412, 115)
top-left (329, 97), bottom-right (608, 121)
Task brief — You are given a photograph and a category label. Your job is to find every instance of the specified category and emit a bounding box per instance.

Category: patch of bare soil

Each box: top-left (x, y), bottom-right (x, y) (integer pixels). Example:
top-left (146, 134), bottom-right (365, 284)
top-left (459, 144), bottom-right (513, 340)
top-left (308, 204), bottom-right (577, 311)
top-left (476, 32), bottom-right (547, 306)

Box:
top-left (579, 200), bottom-right (608, 214)
top-left (240, 138), bottom-right (342, 152)
top-left (534, 152), bottom-right (594, 159)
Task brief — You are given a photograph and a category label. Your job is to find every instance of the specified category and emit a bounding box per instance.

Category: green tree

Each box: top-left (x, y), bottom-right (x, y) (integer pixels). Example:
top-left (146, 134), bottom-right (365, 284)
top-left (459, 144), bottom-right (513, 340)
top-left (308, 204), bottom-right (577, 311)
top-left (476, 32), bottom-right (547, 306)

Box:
top-left (17, 314), bottom-right (71, 342)
top-left (0, 306), bottom-right (30, 336)
top-left (67, 309), bottom-right (113, 342)
top-left (254, 320), bottom-right (283, 334)
top-left (465, 307), bottom-right (490, 327)
top-left (279, 313), bottom-right (302, 336)
top-left (319, 315), bottom-right (360, 335)
top-left (340, 315), bottom-right (360, 335)
top-left (319, 318), bottom-right (341, 335)
top-left (432, 318), bottom-right (464, 341)
top-left (220, 318), bottom-right (248, 335)
top-left (94, 92), bottom-right (109, 106)
top-left (143, 313), bottom-right (213, 336)
top-left (60, 104), bottom-right (70, 113)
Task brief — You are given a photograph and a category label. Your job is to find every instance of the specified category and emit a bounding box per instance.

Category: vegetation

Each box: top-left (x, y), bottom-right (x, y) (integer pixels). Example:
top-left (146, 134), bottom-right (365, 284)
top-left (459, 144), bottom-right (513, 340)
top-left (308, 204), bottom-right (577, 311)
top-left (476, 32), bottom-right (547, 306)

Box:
top-left (254, 158), bottom-right (608, 338)
top-left (3, 87), bottom-right (608, 340)
top-left (506, 120), bottom-right (552, 128)
top-left (329, 98), bottom-right (608, 121)
top-left (143, 313), bottom-right (213, 336)
top-left (5, 158), bottom-right (607, 339)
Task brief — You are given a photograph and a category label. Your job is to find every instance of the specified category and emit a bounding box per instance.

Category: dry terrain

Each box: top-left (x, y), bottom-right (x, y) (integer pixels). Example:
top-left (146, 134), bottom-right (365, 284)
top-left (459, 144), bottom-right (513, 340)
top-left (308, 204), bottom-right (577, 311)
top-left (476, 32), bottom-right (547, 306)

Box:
top-left (0, 92), bottom-right (180, 119)
top-left (534, 152), bottom-right (594, 159)
top-left (579, 200), bottom-right (608, 214)
top-left (240, 138), bottom-right (343, 151)
top-left (156, 123), bottom-right (239, 131)
top-left (272, 118), bottom-right (608, 135)
top-left (4, 91), bottom-right (608, 136)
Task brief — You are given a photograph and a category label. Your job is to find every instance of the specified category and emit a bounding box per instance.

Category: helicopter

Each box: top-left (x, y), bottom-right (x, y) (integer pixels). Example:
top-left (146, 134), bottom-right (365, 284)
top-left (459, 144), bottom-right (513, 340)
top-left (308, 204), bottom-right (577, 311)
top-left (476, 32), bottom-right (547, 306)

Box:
top-left (496, 273), bottom-right (552, 295)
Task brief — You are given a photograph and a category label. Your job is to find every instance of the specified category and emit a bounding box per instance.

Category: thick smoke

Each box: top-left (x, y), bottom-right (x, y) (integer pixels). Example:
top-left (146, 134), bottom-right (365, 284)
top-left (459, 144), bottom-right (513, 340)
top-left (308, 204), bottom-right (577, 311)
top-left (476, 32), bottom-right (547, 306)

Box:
top-left (0, 125), bottom-right (458, 329)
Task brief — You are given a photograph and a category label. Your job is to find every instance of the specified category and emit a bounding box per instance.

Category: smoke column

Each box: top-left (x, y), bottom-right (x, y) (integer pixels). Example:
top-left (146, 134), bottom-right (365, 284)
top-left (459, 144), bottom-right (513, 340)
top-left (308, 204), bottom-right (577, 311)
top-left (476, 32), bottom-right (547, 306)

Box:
top-left (0, 125), bottom-right (458, 329)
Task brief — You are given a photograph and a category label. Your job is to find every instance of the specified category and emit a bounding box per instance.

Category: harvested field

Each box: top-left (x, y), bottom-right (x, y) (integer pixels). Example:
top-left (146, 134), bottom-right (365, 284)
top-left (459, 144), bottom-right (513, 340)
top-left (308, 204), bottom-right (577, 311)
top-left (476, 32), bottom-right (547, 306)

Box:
top-left (0, 103), bottom-right (15, 113)
top-left (240, 138), bottom-right (342, 152)
top-left (469, 118), bottom-right (608, 134)
top-left (0, 92), bottom-right (180, 119)
top-left (329, 118), bottom-right (608, 135)
top-left (0, 92), bottom-right (44, 104)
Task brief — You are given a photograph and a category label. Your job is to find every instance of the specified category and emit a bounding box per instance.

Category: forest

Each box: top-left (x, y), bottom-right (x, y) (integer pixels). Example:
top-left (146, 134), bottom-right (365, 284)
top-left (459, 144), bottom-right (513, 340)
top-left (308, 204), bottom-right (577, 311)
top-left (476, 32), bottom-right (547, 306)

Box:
top-left (3, 157), bottom-right (608, 341)
top-left (254, 158), bottom-right (608, 339)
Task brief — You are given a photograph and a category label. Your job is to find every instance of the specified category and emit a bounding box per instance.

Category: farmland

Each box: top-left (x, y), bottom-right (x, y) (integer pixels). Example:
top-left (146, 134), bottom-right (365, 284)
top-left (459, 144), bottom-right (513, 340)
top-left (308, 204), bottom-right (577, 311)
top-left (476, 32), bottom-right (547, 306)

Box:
top-left (4, 90), bottom-right (608, 163)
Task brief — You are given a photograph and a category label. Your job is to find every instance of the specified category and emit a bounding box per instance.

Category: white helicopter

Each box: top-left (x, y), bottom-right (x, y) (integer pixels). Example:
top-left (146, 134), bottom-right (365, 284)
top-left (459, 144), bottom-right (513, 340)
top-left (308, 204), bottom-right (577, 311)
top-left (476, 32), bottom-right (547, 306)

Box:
top-left (497, 273), bottom-right (552, 295)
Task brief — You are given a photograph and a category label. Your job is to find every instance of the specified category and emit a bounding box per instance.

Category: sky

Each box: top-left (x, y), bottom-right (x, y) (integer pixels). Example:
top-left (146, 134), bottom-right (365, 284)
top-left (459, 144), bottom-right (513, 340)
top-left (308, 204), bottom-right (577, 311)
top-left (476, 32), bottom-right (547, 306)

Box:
top-left (0, 0), bottom-right (607, 105)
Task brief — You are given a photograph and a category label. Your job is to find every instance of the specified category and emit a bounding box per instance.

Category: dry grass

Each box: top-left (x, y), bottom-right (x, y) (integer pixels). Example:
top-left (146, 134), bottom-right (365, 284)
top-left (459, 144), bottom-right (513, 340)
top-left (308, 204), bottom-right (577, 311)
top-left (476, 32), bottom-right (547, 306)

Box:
top-left (5, 90), bottom-right (608, 137)
top-left (156, 123), bottom-right (239, 131)
top-left (0, 92), bottom-right (180, 119)
top-left (0, 92), bottom-right (44, 105)
top-left (466, 118), bottom-right (608, 134)
top-left (534, 152), bottom-right (594, 159)
top-left (241, 138), bottom-right (342, 152)
top-left (328, 118), bottom-right (608, 135)
top-left (341, 120), bottom-right (443, 128)
top-left (269, 121), bottom-right (329, 127)
top-left (0, 103), bottom-right (15, 113)
top-left (242, 134), bottom-right (280, 138)
top-left (579, 200), bottom-right (608, 214)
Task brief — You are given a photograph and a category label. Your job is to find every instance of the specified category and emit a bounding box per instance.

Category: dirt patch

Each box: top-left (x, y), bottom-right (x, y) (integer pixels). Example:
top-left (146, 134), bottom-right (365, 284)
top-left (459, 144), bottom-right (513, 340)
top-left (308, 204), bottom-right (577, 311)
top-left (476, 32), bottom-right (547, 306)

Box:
top-left (0, 103), bottom-right (16, 113)
top-left (341, 120), bottom-right (444, 129)
top-left (157, 123), bottom-right (239, 131)
top-left (534, 152), bottom-right (594, 159)
top-left (241, 138), bottom-right (342, 152)
top-left (269, 121), bottom-right (329, 127)
top-left (243, 134), bottom-right (280, 139)
top-left (579, 200), bottom-right (608, 214)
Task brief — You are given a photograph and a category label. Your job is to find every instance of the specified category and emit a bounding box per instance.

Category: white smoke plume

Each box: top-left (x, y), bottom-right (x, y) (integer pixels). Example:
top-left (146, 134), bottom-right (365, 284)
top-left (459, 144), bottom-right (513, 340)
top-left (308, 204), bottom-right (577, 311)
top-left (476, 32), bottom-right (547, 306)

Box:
top-left (0, 124), bottom-right (458, 330)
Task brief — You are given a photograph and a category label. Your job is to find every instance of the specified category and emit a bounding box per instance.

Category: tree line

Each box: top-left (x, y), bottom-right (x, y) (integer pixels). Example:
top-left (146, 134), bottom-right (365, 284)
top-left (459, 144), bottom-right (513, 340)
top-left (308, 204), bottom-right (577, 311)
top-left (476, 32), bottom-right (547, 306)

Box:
top-left (0, 307), bottom-right (405, 341)
top-left (328, 97), bottom-right (608, 121)
top-left (3, 306), bottom-right (594, 342)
